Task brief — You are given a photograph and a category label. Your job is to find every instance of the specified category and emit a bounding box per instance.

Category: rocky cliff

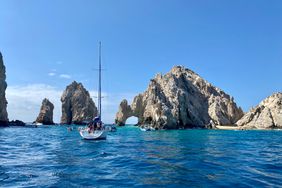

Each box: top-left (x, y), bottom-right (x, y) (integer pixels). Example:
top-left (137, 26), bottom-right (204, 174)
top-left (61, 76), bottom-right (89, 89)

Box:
top-left (236, 93), bottom-right (282, 129)
top-left (35, 98), bottom-right (54, 125)
top-left (116, 66), bottom-right (244, 129)
top-left (61, 81), bottom-right (97, 124)
top-left (0, 52), bottom-right (8, 126)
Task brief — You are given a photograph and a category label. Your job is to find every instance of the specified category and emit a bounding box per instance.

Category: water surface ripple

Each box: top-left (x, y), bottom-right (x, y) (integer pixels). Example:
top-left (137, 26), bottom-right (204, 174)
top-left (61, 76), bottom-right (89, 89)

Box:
top-left (0, 126), bottom-right (282, 187)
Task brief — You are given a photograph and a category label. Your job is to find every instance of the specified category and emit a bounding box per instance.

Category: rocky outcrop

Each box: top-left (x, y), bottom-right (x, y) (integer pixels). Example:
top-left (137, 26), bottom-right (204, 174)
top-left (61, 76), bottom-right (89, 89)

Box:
top-left (116, 66), bottom-right (244, 129)
top-left (35, 98), bottom-right (54, 125)
top-left (236, 93), bottom-right (282, 129)
top-left (61, 81), bottom-right (97, 124)
top-left (116, 99), bottom-right (140, 125)
top-left (9, 120), bottom-right (26, 126)
top-left (0, 52), bottom-right (8, 126)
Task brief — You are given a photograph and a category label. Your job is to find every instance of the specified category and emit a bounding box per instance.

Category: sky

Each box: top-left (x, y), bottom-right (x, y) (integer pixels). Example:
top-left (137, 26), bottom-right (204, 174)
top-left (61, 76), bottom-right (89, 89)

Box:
top-left (0, 0), bottom-right (282, 124)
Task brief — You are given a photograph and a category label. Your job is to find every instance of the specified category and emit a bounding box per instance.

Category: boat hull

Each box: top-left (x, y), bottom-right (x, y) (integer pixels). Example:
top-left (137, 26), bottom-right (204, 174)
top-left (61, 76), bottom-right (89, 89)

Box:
top-left (79, 130), bottom-right (108, 140)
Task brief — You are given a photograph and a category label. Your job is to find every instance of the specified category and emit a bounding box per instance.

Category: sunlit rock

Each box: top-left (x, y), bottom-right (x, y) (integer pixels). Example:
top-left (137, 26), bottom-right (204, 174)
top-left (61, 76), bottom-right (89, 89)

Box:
top-left (237, 93), bottom-right (282, 129)
top-left (116, 66), bottom-right (243, 129)
top-left (35, 98), bottom-right (54, 125)
top-left (61, 81), bottom-right (97, 124)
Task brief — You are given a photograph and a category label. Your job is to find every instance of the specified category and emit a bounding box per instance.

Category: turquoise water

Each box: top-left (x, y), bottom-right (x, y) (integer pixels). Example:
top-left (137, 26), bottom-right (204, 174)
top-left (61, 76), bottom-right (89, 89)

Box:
top-left (0, 126), bottom-right (282, 188)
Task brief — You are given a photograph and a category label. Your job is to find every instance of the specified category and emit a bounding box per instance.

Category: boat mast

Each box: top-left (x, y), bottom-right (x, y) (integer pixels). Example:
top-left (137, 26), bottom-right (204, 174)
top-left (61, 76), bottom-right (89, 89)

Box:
top-left (98, 42), bottom-right (102, 120)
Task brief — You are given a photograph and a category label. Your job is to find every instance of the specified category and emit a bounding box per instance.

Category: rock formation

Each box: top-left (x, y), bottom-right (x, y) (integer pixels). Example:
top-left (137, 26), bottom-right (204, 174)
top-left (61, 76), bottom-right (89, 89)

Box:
top-left (35, 98), bottom-right (54, 125)
top-left (116, 66), bottom-right (244, 129)
top-left (0, 52), bottom-right (8, 126)
top-left (9, 120), bottom-right (26, 126)
top-left (61, 81), bottom-right (97, 124)
top-left (236, 93), bottom-right (282, 129)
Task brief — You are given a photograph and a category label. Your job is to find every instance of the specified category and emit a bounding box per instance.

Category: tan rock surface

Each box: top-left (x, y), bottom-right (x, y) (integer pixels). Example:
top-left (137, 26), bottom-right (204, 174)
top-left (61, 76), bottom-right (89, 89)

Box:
top-left (237, 93), bottom-right (282, 129)
top-left (35, 98), bottom-right (54, 125)
top-left (116, 66), bottom-right (243, 129)
top-left (61, 81), bottom-right (97, 124)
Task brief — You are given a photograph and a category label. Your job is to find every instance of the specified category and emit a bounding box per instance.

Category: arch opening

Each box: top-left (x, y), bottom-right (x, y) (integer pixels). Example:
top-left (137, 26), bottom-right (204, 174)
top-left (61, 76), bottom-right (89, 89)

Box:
top-left (125, 116), bottom-right (138, 126)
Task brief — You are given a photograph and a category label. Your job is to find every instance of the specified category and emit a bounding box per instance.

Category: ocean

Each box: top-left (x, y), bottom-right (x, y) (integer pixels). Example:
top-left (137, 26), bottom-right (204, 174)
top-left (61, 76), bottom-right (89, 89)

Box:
top-left (0, 126), bottom-right (281, 187)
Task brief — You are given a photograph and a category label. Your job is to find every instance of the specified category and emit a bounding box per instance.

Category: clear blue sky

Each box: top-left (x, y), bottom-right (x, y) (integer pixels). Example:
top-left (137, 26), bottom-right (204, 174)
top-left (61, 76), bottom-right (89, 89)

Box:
top-left (1, 0), bottom-right (282, 123)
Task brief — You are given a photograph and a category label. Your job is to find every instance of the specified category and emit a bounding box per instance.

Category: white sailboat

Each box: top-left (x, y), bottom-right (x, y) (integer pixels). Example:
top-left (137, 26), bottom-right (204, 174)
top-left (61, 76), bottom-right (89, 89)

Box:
top-left (79, 42), bottom-right (108, 140)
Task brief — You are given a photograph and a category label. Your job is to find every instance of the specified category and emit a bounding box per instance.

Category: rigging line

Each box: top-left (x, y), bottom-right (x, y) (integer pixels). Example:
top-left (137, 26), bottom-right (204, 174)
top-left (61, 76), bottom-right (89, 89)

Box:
top-left (98, 41), bottom-right (102, 120)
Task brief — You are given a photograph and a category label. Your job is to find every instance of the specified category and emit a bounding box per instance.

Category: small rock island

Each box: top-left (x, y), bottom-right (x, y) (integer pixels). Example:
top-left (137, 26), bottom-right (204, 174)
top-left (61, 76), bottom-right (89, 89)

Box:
top-left (61, 81), bottom-right (97, 125)
top-left (35, 98), bottom-right (55, 125)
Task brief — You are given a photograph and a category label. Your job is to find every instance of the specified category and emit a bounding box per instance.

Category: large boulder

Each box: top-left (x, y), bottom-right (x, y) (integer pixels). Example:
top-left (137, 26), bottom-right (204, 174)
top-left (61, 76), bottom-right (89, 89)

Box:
top-left (0, 52), bottom-right (8, 126)
top-left (116, 66), bottom-right (243, 129)
top-left (61, 81), bottom-right (97, 124)
top-left (35, 98), bottom-right (54, 125)
top-left (236, 93), bottom-right (282, 129)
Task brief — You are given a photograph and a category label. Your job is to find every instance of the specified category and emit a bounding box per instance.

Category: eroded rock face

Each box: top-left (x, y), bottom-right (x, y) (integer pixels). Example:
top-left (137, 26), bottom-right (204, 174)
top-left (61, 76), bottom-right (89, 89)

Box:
top-left (61, 81), bottom-right (97, 124)
top-left (236, 93), bottom-right (282, 129)
top-left (115, 99), bottom-right (133, 125)
top-left (116, 66), bottom-right (243, 129)
top-left (35, 98), bottom-right (54, 125)
top-left (0, 52), bottom-right (8, 126)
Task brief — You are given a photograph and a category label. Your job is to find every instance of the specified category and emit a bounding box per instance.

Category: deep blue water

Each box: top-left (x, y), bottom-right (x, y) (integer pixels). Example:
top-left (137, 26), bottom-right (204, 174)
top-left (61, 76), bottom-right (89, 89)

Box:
top-left (0, 126), bottom-right (282, 188)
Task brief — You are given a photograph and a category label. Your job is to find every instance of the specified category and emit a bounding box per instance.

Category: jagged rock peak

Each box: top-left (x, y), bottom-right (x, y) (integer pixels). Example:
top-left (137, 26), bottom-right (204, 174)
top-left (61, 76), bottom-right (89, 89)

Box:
top-left (236, 92), bottom-right (282, 129)
top-left (35, 98), bottom-right (54, 125)
top-left (0, 51), bottom-right (8, 126)
top-left (61, 81), bottom-right (98, 125)
top-left (116, 66), bottom-right (243, 129)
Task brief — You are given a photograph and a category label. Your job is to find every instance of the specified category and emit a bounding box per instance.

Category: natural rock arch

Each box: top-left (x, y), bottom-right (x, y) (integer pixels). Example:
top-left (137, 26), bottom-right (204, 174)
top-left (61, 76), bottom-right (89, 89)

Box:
top-left (115, 66), bottom-right (244, 129)
top-left (115, 99), bottom-right (142, 126)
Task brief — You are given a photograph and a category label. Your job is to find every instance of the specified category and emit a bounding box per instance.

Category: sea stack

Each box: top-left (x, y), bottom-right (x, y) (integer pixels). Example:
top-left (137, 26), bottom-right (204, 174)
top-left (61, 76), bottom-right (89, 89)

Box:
top-left (61, 81), bottom-right (97, 124)
top-left (0, 52), bottom-right (8, 126)
top-left (116, 66), bottom-right (244, 129)
top-left (236, 93), bottom-right (282, 129)
top-left (35, 98), bottom-right (54, 125)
